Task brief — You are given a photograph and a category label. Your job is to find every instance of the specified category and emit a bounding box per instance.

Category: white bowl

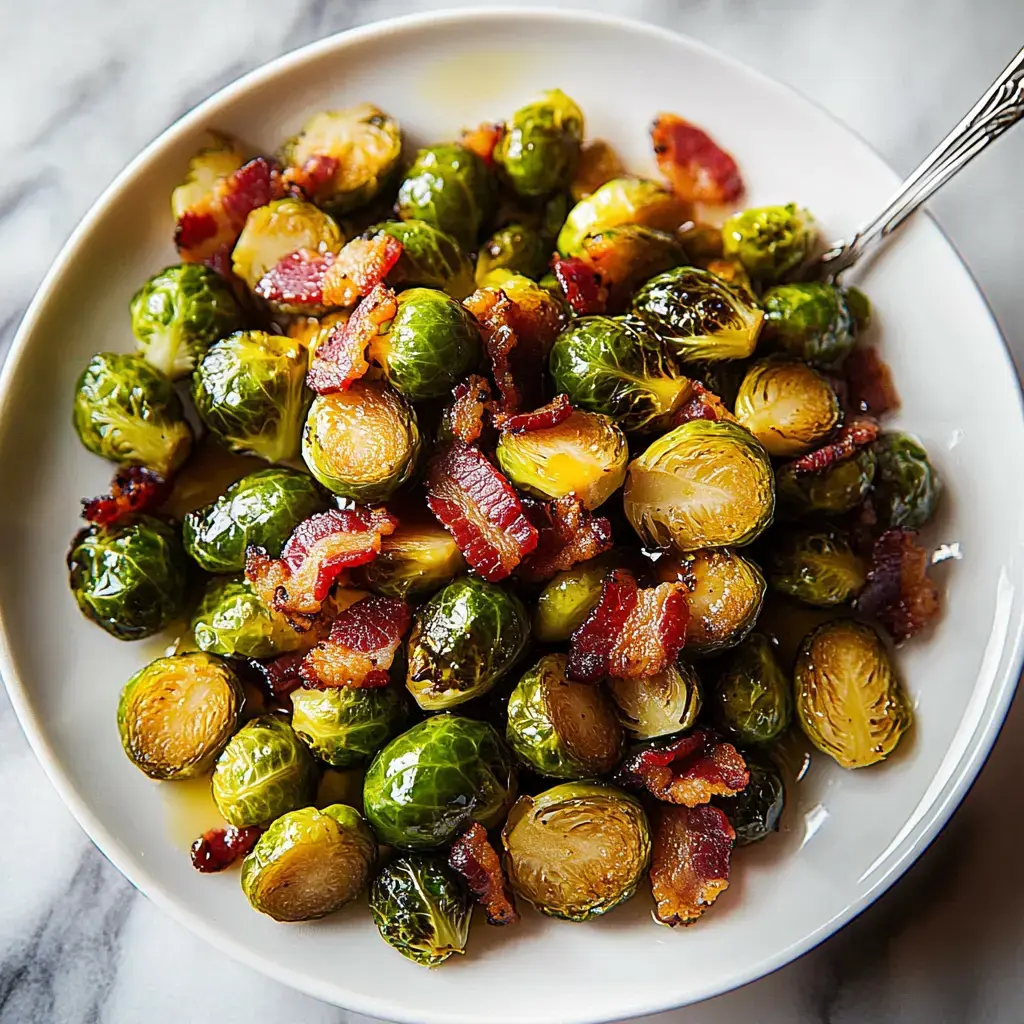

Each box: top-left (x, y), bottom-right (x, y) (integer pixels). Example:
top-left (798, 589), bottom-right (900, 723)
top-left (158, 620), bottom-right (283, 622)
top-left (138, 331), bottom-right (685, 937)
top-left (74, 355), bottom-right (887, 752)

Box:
top-left (1, 9), bottom-right (1022, 1023)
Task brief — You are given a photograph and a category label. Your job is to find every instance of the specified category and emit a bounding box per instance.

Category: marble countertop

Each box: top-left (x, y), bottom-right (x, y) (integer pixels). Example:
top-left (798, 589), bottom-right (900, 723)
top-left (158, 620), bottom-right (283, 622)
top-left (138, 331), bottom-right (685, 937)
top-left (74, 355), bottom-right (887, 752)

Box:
top-left (2, 1), bottom-right (1023, 1022)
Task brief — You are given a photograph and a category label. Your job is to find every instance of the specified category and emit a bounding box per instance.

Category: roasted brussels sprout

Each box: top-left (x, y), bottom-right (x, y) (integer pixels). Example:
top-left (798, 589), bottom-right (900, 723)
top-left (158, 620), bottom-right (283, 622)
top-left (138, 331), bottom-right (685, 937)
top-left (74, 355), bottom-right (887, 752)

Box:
top-left (557, 178), bottom-right (687, 256)
top-left (363, 715), bottom-right (517, 850)
top-left (192, 331), bottom-right (310, 464)
top-left (405, 577), bottom-right (529, 711)
top-left (630, 267), bottom-right (764, 363)
top-left (776, 448), bottom-right (877, 518)
top-left (713, 633), bottom-right (791, 745)
top-left (533, 554), bottom-right (615, 642)
top-left (733, 359), bottom-right (840, 457)
top-left (607, 659), bottom-right (702, 740)
top-left (578, 226), bottom-right (685, 311)
top-left (130, 264), bottom-right (243, 380)
top-left (241, 803), bottom-right (377, 921)
top-left (762, 282), bottom-right (856, 366)
top-left (117, 652), bottom-right (242, 780)
top-left (291, 685), bottom-right (408, 768)
top-left (766, 527), bottom-right (866, 606)
top-left (549, 315), bottom-right (690, 434)
top-left (67, 516), bottom-right (188, 640)
top-left (506, 654), bottom-right (622, 778)
top-left (395, 144), bottom-right (495, 249)
top-left (212, 716), bottom-right (316, 826)
top-left (355, 520), bottom-right (465, 599)
top-left (624, 420), bottom-right (775, 551)
top-left (302, 382), bottom-right (420, 502)
top-left (495, 89), bottom-right (584, 198)
top-left (496, 409), bottom-right (628, 509)
top-left (721, 204), bottom-right (816, 283)
top-left (364, 220), bottom-right (474, 298)
top-left (72, 353), bottom-right (193, 477)
top-left (279, 105), bottom-right (402, 215)
top-left (369, 855), bottom-right (471, 966)
top-left (794, 620), bottom-right (912, 768)
top-left (717, 750), bottom-right (785, 845)
top-left (183, 468), bottom-right (325, 573)
top-left (476, 223), bottom-right (549, 284)
top-left (502, 782), bottom-right (650, 921)
top-left (872, 431), bottom-right (941, 529)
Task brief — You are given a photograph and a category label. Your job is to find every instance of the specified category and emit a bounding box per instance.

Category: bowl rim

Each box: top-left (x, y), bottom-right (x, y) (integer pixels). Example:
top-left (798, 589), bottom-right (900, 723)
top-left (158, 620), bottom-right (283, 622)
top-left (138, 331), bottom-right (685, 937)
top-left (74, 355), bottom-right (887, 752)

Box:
top-left (1, 7), bottom-right (1022, 1022)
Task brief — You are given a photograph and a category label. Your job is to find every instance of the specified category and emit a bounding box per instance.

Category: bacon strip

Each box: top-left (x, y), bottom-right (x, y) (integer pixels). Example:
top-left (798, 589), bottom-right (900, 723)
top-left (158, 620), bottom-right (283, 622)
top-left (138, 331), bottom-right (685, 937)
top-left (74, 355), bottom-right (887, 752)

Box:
top-left (651, 114), bottom-right (743, 205)
top-left (856, 528), bottom-right (940, 642)
top-left (672, 381), bottom-right (735, 426)
top-left (448, 822), bottom-right (519, 926)
top-left (280, 153), bottom-right (340, 202)
top-left (461, 122), bottom-right (503, 166)
top-left (615, 730), bottom-right (749, 806)
top-left (567, 569), bottom-right (638, 682)
top-left (500, 394), bottom-right (573, 435)
top-left (246, 651), bottom-right (306, 703)
top-left (650, 804), bottom-right (735, 926)
top-left (518, 497), bottom-right (614, 584)
top-left (191, 826), bottom-right (264, 873)
top-left (790, 419), bottom-right (880, 475)
top-left (843, 346), bottom-right (900, 417)
top-left (426, 442), bottom-right (538, 582)
top-left (81, 466), bottom-right (169, 526)
top-left (442, 375), bottom-right (494, 445)
top-left (551, 255), bottom-right (608, 316)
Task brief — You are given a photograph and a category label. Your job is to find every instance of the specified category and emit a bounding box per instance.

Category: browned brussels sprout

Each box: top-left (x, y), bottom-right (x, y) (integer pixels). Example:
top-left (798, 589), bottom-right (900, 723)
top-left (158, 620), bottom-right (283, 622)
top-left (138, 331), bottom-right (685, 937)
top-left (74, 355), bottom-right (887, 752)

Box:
top-left (766, 527), bottom-right (866, 606)
top-left (712, 633), bottom-right (791, 745)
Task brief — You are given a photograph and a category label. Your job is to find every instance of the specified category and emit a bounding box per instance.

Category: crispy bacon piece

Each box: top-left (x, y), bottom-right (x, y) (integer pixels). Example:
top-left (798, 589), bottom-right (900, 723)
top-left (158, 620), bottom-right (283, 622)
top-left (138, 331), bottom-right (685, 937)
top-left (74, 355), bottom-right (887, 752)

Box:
top-left (616, 730), bottom-right (748, 806)
top-left (844, 346), bottom-right (900, 417)
top-left (425, 442), bottom-right (538, 582)
top-left (500, 394), bottom-right (573, 435)
top-left (245, 507), bottom-right (398, 629)
top-left (306, 283), bottom-right (398, 394)
top-left (518, 496), bottom-right (614, 584)
top-left (856, 529), bottom-right (940, 642)
top-left (461, 122), bottom-right (503, 166)
top-left (551, 255), bottom-right (608, 316)
top-left (247, 651), bottom-right (306, 703)
top-left (790, 420), bottom-right (880, 475)
top-left (280, 153), bottom-right (340, 202)
top-left (191, 826), bottom-right (263, 873)
top-left (567, 569), bottom-right (638, 682)
top-left (672, 381), bottom-right (735, 426)
top-left (651, 114), bottom-right (743, 205)
top-left (81, 466), bottom-right (169, 526)
top-left (650, 804), bottom-right (735, 926)
top-left (443, 375), bottom-right (495, 445)
top-left (448, 822), bottom-right (519, 926)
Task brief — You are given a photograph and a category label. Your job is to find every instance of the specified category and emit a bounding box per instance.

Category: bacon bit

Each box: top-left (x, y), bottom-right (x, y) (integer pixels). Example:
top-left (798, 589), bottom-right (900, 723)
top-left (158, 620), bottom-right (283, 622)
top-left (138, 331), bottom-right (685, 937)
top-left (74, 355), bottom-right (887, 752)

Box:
top-left (426, 442), bottom-right (538, 582)
top-left (672, 381), bottom-right (735, 426)
top-left (461, 122), bottom-right (503, 166)
top-left (518, 497), bottom-right (614, 584)
top-left (247, 651), bottom-right (306, 703)
top-left (191, 825), bottom-right (263, 873)
top-left (280, 153), bottom-right (340, 202)
top-left (651, 114), bottom-right (743, 205)
top-left (81, 466), bottom-right (169, 526)
top-left (790, 420), bottom-right (880, 475)
top-left (650, 804), bottom-right (735, 926)
top-left (448, 822), bottom-right (519, 926)
top-left (443, 375), bottom-right (495, 445)
top-left (551, 255), bottom-right (608, 316)
top-left (174, 209), bottom-right (218, 251)
top-left (306, 283), bottom-right (398, 394)
top-left (616, 730), bottom-right (749, 807)
top-left (856, 528), bottom-right (941, 642)
top-left (245, 507), bottom-right (398, 630)
top-left (500, 394), bottom-right (573, 435)
top-left (567, 569), bottom-right (638, 682)
top-left (844, 346), bottom-right (901, 417)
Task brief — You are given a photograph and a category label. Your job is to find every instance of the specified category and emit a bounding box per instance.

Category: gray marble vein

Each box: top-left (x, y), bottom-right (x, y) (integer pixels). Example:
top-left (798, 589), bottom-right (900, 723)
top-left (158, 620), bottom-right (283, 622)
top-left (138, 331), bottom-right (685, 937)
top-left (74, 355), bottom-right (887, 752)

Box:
top-left (0, 1), bottom-right (1022, 1022)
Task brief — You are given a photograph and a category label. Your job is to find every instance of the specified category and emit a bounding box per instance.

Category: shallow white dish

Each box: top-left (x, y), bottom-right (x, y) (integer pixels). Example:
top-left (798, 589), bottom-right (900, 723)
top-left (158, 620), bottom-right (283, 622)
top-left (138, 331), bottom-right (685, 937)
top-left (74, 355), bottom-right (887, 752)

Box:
top-left (1, 8), bottom-right (1023, 1023)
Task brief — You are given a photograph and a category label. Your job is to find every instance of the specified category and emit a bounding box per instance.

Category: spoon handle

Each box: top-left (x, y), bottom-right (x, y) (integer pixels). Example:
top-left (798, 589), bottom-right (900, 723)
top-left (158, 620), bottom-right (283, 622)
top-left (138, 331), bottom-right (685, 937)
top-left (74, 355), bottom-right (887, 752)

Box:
top-left (818, 44), bottom-right (1024, 279)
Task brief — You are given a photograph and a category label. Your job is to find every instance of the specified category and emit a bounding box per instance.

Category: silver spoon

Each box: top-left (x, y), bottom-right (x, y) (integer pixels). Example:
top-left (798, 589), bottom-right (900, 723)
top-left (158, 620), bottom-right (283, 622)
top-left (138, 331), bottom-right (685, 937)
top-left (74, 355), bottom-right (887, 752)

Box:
top-left (813, 44), bottom-right (1024, 281)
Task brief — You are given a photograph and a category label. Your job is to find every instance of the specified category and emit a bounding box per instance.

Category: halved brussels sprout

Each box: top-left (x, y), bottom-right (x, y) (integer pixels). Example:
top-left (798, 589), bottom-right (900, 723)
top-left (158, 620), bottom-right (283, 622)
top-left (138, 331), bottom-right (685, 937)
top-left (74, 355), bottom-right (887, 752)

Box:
top-left (396, 144), bottom-right (496, 249)
top-left (624, 420), bottom-right (775, 551)
top-left (570, 139), bottom-right (626, 201)
top-left (716, 749), bottom-right (785, 845)
top-left (776, 448), bottom-right (877, 518)
top-left (607, 659), bottom-right (702, 740)
top-left (533, 554), bottom-right (616, 642)
top-left (631, 267), bottom-right (764, 363)
top-left (279, 105), bottom-right (402, 215)
top-left (291, 685), bottom-right (408, 768)
top-left (212, 716), bottom-right (316, 826)
top-left (496, 409), bottom-right (628, 509)
top-left (733, 358), bottom-right (840, 457)
top-left (406, 577), bottom-right (529, 711)
top-left (302, 382), bottom-right (420, 502)
top-left (241, 803), bottom-right (377, 921)
top-left (872, 431), bottom-right (940, 529)
top-left (579, 226), bottom-right (686, 312)
top-left (762, 282), bottom-right (856, 366)
top-left (721, 204), bottom-right (816, 283)
top-left (117, 652), bottom-right (242, 780)
top-left (363, 715), bottom-right (517, 850)
top-left (192, 331), bottom-right (310, 464)
top-left (713, 633), bottom-right (792, 745)
top-left (549, 315), bottom-right (690, 435)
top-left (795, 619), bottom-right (912, 768)
top-left (506, 654), bottom-right (622, 778)
top-left (766, 527), bottom-right (866, 606)
top-left (67, 516), bottom-right (188, 641)
top-left (364, 220), bottom-right (474, 298)
top-left (502, 782), bottom-right (650, 921)
top-left (355, 519), bottom-right (465, 599)
top-left (183, 468), bottom-right (326, 573)
top-left (557, 178), bottom-right (687, 256)
top-left (170, 132), bottom-right (245, 220)
top-left (476, 223), bottom-right (549, 284)
top-left (73, 353), bottom-right (193, 477)
top-left (130, 263), bottom-right (243, 380)
top-left (369, 855), bottom-right (471, 966)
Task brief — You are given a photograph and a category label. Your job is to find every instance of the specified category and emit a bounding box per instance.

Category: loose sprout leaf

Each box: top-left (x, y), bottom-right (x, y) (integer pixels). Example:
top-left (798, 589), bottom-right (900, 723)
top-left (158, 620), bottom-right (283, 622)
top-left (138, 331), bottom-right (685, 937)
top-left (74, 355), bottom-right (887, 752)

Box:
top-left (856, 529), bottom-right (940, 642)
top-left (448, 822), bottom-right (519, 926)
top-left (518, 496), bottom-right (614, 583)
top-left (671, 380), bottom-right (735, 426)
top-left (441, 375), bottom-right (494, 445)
top-left (191, 825), bottom-right (263, 873)
top-left (500, 394), bottom-right (573, 435)
top-left (616, 730), bottom-right (749, 806)
top-left (247, 651), bottom-right (306, 703)
top-left (551, 255), bottom-right (608, 315)
top-left (81, 466), bottom-right (169, 527)
top-left (650, 803), bottom-right (735, 926)
top-left (460, 122), bottom-right (503, 166)
top-left (843, 346), bottom-right (900, 417)
top-left (425, 441), bottom-right (539, 582)
top-left (789, 419), bottom-right (880, 474)
top-left (651, 114), bottom-right (744, 205)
